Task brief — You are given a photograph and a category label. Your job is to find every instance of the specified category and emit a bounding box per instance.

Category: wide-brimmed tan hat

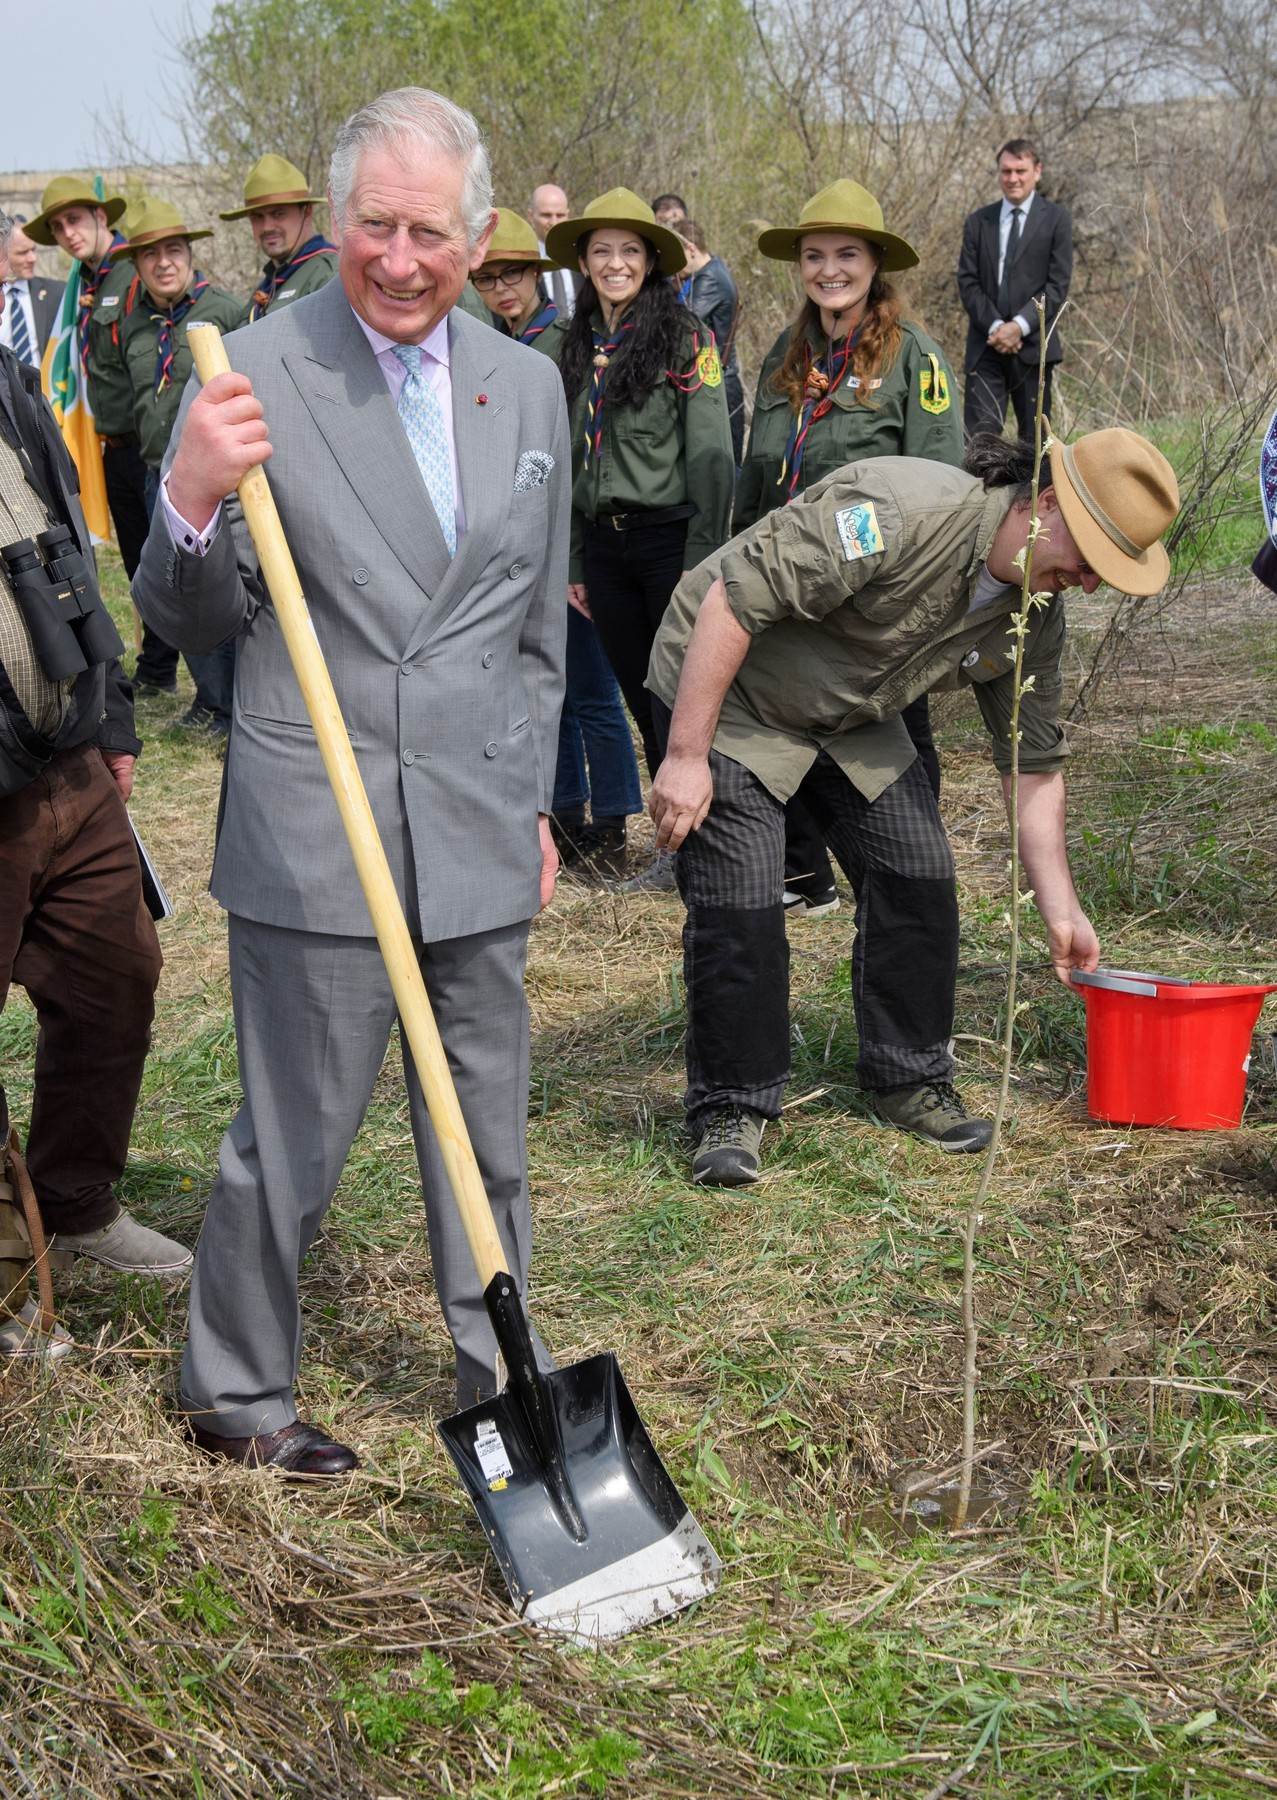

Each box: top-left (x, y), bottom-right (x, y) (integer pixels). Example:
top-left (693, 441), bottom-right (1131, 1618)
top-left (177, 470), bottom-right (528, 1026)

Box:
top-left (545, 187), bottom-right (686, 277)
top-left (1049, 428), bottom-right (1178, 596)
top-left (116, 200), bottom-right (213, 257)
top-left (219, 155), bottom-right (326, 221)
top-left (757, 179), bottom-right (918, 272)
top-left (24, 176), bottom-right (126, 246)
top-left (477, 209), bottom-right (557, 272)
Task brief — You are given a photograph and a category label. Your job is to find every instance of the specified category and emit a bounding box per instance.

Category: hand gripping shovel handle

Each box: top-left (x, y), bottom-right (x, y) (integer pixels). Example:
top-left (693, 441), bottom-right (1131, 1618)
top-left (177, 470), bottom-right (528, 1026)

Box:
top-left (186, 324), bottom-right (509, 1293)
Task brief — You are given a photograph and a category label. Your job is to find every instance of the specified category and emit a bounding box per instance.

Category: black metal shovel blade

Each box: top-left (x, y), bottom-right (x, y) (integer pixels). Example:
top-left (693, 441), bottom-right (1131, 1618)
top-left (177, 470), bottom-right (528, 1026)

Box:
top-left (440, 1349), bottom-right (721, 1646)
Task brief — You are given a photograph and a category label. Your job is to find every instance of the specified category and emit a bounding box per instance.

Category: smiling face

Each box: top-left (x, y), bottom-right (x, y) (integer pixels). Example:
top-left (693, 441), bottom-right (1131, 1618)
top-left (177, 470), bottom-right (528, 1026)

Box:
top-left (135, 236), bottom-right (194, 307)
top-left (49, 203), bottom-right (114, 266)
top-left (249, 202), bottom-right (312, 261)
top-left (993, 489), bottom-right (1101, 596)
top-left (580, 227), bottom-right (652, 312)
top-left (797, 231), bottom-right (879, 328)
top-left (998, 151), bottom-right (1042, 205)
top-left (335, 142), bottom-right (495, 343)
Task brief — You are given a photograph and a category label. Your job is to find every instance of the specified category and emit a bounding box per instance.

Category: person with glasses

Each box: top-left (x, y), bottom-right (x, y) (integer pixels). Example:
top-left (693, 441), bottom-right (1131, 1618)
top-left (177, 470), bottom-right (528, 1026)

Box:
top-left (469, 210), bottom-right (559, 344)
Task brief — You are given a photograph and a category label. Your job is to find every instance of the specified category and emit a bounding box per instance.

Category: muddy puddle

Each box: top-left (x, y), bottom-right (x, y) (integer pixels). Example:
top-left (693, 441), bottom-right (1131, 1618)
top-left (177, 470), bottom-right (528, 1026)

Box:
top-left (859, 1473), bottom-right (1024, 1539)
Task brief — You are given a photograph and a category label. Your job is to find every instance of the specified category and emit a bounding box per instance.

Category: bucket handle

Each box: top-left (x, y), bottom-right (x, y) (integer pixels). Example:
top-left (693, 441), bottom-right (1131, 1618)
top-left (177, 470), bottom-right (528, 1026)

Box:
top-left (1071, 969), bottom-right (1161, 997)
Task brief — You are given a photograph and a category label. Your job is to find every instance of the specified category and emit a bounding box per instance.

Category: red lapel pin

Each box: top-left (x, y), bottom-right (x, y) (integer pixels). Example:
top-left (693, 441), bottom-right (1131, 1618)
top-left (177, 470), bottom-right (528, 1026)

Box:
top-left (476, 393), bottom-right (488, 405)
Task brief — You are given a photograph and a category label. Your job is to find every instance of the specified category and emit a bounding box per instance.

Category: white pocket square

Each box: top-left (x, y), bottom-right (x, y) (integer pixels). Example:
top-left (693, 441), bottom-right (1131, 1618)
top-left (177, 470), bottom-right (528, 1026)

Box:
top-left (514, 449), bottom-right (555, 492)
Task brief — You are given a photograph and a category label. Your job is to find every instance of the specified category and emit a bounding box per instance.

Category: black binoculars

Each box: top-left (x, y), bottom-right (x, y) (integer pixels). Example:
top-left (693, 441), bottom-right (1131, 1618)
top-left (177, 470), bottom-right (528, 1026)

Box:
top-left (1, 526), bottom-right (125, 683)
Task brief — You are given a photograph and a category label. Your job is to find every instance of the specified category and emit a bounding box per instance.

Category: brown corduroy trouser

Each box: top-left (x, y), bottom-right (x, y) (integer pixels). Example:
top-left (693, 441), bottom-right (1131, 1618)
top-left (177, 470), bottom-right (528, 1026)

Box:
top-left (0, 744), bottom-right (162, 1233)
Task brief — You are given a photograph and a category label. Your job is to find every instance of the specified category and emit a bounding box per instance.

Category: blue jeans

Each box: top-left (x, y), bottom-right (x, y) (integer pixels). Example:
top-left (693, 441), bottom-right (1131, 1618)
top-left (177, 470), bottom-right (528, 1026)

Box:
top-left (144, 466), bottom-right (237, 722)
top-left (552, 606), bottom-right (642, 820)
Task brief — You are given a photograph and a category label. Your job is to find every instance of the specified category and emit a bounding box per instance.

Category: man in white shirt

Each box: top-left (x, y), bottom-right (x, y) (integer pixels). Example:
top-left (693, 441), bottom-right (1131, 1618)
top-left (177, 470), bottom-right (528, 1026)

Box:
top-left (0, 218), bottom-right (64, 368)
top-left (133, 86), bottom-right (569, 1479)
top-left (957, 138), bottom-right (1073, 439)
top-left (527, 183), bottom-right (576, 317)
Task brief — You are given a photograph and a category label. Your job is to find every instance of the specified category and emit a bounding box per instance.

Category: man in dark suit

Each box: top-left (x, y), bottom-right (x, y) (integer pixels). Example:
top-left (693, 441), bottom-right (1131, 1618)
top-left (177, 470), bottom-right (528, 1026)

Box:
top-left (957, 138), bottom-right (1072, 438)
top-left (527, 184), bottom-right (580, 317)
top-left (1, 219), bottom-right (65, 366)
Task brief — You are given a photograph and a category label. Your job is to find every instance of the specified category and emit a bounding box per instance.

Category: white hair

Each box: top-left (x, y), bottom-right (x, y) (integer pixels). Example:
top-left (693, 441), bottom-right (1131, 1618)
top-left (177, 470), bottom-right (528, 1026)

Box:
top-left (329, 87), bottom-right (493, 245)
top-left (0, 208), bottom-right (12, 252)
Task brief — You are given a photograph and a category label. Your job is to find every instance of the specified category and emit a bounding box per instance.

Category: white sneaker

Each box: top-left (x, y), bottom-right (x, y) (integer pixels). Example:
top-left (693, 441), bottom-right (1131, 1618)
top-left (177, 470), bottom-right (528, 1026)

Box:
top-left (0, 1296), bottom-right (73, 1360)
top-left (783, 886), bottom-right (841, 918)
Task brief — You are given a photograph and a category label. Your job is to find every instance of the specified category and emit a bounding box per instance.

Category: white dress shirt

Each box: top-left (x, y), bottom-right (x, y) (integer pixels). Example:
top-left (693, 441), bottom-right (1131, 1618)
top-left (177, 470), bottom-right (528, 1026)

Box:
top-left (539, 244), bottom-right (575, 319)
top-left (1, 281), bottom-right (39, 364)
top-left (165, 302), bottom-right (464, 552)
top-left (992, 192), bottom-right (1035, 340)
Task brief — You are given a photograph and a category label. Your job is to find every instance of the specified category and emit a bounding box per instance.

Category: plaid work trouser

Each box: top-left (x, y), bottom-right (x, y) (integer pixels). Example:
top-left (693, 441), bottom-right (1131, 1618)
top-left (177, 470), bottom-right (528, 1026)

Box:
top-left (676, 747), bottom-right (958, 1130)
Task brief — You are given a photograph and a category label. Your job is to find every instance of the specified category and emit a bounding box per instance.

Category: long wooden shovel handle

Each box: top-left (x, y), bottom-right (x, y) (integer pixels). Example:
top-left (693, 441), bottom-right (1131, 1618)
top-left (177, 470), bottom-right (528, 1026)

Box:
top-left (186, 324), bottom-right (509, 1290)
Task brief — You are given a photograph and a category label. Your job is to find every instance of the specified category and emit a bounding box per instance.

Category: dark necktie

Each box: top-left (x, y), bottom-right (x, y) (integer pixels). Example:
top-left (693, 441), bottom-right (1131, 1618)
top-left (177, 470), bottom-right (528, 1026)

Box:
top-left (997, 207), bottom-right (1023, 316)
top-left (6, 285), bottom-right (35, 367)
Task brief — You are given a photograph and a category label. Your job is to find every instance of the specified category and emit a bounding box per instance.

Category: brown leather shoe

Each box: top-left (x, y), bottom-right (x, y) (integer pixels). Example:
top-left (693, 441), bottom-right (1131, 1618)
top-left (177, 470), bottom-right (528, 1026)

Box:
top-left (186, 1418), bottom-right (360, 1478)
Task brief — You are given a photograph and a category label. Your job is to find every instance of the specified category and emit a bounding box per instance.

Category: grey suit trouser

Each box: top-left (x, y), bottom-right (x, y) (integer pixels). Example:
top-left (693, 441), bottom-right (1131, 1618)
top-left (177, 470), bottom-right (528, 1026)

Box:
top-left (180, 913), bottom-right (538, 1437)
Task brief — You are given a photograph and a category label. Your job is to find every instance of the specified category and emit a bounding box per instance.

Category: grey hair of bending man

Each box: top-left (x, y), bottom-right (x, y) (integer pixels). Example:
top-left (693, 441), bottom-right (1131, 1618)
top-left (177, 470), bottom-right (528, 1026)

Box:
top-left (328, 87), bottom-right (493, 246)
top-left (0, 208), bottom-right (13, 278)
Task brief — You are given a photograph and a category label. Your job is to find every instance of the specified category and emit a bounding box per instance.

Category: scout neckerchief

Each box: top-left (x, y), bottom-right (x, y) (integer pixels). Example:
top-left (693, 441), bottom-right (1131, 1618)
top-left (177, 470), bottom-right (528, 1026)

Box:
top-left (76, 232), bottom-right (127, 372)
top-left (516, 298), bottom-right (557, 345)
top-left (584, 315), bottom-right (720, 465)
top-left (249, 233), bottom-right (336, 322)
top-left (777, 322), bottom-right (864, 498)
top-left (152, 275), bottom-right (209, 394)
top-left (583, 316), bottom-right (637, 464)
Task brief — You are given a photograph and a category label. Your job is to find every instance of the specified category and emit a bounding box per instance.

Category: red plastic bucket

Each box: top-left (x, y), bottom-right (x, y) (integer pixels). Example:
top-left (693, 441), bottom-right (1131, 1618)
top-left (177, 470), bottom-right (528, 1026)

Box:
top-left (1072, 969), bottom-right (1277, 1130)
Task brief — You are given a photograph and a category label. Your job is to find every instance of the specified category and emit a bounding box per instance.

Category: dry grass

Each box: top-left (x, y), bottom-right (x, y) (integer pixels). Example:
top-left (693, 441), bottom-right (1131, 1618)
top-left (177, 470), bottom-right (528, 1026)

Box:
top-left (1, 561), bottom-right (1275, 1797)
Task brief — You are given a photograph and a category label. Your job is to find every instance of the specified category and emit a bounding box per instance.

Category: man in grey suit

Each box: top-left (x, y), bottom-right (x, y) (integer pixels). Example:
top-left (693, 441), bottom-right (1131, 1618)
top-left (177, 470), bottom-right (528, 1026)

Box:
top-left (133, 87), bottom-right (570, 1478)
top-left (1, 219), bottom-right (65, 365)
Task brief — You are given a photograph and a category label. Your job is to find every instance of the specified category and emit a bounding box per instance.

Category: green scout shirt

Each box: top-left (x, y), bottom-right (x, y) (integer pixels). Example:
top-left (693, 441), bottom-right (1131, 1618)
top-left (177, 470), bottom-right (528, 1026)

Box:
top-left (647, 458), bottom-right (1070, 803)
top-left (534, 312), bottom-right (735, 583)
top-left (121, 283), bottom-right (244, 468)
top-left (239, 245), bottom-right (339, 326)
top-left (81, 252), bottom-right (139, 438)
top-left (734, 318), bottom-right (962, 531)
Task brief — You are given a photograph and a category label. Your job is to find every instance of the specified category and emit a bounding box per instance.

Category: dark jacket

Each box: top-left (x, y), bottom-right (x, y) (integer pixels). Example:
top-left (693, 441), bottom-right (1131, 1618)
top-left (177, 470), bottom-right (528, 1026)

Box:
top-left (29, 278), bottom-right (66, 357)
top-left (956, 195), bottom-right (1072, 369)
top-left (683, 256), bottom-right (744, 456)
top-left (0, 346), bottom-right (140, 797)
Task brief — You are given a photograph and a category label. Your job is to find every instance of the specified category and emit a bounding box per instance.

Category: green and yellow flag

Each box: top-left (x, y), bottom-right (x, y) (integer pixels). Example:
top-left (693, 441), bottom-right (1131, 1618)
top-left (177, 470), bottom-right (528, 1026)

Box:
top-left (40, 270), bottom-right (110, 541)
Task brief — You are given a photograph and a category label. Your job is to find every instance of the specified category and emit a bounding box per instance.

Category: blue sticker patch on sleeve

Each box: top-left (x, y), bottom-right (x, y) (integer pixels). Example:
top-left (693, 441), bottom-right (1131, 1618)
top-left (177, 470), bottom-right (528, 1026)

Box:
top-left (834, 502), bottom-right (884, 561)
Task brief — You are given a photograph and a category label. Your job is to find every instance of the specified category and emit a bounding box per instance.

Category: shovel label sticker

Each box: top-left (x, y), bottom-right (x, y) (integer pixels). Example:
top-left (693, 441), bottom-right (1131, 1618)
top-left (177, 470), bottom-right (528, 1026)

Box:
top-left (474, 1421), bottom-right (514, 1487)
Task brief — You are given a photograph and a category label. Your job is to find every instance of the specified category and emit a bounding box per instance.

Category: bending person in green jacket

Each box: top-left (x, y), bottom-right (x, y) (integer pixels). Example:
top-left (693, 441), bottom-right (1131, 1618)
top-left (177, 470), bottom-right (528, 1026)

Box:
top-left (736, 180), bottom-right (963, 917)
top-left (535, 188), bottom-right (735, 889)
top-left (646, 429), bottom-right (1179, 1183)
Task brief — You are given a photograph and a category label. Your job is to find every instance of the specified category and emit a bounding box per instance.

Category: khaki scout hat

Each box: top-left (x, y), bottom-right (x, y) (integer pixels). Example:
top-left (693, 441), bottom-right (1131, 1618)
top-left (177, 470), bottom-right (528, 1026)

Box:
top-left (1049, 428), bottom-right (1178, 596)
top-left (545, 187), bottom-right (687, 277)
top-left (477, 209), bottom-right (557, 272)
top-left (757, 179), bottom-right (919, 272)
top-left (219, 155), bottom-right (326, 221)
top-left (116, 200), bottom-right (213, 256)
top-left (24, 176), bottom-right (127, 246)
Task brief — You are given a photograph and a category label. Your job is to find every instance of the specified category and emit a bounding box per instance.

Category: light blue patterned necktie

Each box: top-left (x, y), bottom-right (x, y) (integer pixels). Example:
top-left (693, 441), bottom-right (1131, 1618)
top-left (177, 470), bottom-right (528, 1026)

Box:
top-left (6, 285), bottom-right (35, 368)
top-left (392, 343), bottom-right (456, 556)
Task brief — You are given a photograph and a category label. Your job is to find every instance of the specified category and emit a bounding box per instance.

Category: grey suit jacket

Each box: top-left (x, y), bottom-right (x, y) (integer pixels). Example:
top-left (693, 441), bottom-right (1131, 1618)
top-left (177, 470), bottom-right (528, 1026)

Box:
top-left (133, 279), bottom-right (570, 941)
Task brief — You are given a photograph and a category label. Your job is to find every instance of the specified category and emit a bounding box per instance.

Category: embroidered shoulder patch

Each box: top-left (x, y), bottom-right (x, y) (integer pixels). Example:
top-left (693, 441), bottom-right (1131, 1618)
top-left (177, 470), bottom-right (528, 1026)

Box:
top-left (834, 501), bottom-right (884, 561)
top-left (918, 352), bottom-right (950, 414)
top-left (696, 344), bottom-right (722, 388)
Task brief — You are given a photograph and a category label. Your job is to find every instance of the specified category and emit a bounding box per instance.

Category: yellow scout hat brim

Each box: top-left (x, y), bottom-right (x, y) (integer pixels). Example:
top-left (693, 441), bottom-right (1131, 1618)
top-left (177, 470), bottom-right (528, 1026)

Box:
top-left (476, 208), bottom-right (557, 273)
top-left (544, 187), bottom-right (687, 278)
top-left (117, 201), bottom-right (213, 257)
top-left (24, 178), bottom-right (127, 247)
top-left (1048, 428), bottom-right (1177, 597)
top-left (220, 154), bottom-right (326, 220)
top-left (757, 179), bottom-right (919, 273)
